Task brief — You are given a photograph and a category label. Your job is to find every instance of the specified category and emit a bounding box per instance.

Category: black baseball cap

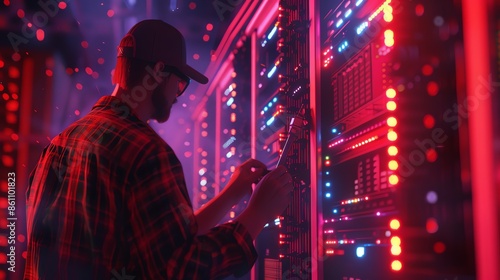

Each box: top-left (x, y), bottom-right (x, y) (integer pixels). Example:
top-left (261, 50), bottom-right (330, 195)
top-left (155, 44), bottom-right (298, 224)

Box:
top-left (116, 19), bottom-right (208, 84)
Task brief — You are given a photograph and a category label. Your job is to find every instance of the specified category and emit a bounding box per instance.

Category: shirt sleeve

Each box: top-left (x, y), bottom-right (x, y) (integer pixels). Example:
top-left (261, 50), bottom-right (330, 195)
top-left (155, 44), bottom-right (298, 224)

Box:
top-left (127, 145), bottom-right (257, 279)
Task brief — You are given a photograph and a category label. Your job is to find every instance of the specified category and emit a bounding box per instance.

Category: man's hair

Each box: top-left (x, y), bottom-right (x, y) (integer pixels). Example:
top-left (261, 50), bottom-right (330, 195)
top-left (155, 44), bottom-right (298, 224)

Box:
top-left (112, 35), bottom-right (156, 90)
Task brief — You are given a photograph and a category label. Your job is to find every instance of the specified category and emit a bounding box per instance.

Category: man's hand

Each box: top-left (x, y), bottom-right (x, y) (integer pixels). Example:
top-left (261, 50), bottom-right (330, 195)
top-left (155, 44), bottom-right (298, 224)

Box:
top-left (235, 166), bottom-right (293, 239)
top-left (224, 158), bottom-right (267, 201)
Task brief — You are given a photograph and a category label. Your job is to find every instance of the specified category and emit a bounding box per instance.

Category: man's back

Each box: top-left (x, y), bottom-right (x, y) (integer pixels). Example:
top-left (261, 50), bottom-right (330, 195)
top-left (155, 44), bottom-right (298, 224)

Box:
top-left (24, 96), bottom-right (158, 279)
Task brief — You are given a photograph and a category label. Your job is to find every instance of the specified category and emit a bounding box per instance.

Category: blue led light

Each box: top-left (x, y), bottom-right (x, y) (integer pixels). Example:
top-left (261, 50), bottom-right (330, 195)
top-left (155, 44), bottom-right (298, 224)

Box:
top-left (264, 107), bottom-right (268, 112)
top-left (338, 41), bottom-right (349, 53)
top-left (335, 19), bottom-right (344, 28)
top-left (226, 97), bottom-right (234, 106)
top-left (356, 247), bottom-right (365, 257)
top-left (356, 21), bottom-right (369, 35)
top-left (268, 102), bottom-right (273, 107)
top-left (267, 26), bottom-right (278, 40)
top-left (266, 116), bottom-right (275, 126)
top-left (332, 128), bottom-right (337, 133)
top-left (333, 209), bottom-right (338, 214)
top-left (356, 0), bottom-right (364, 6)
top-left (267, 65), bottom-right (277, 78)
top-left (326, 182), bottom-right (331, 187)
top-left (325, 193), bottom-right (331, 198)
top-left (326, 171), bottom-right (330, 175)
top-left (273, 97), bottom-right (278, 102)
top-left (345, 9), bottom-right (352, 18)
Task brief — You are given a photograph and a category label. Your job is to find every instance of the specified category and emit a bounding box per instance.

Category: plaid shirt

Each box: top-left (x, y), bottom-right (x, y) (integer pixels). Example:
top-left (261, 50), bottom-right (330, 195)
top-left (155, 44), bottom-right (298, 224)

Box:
top-left (25, 96), bottom-right (257, 280)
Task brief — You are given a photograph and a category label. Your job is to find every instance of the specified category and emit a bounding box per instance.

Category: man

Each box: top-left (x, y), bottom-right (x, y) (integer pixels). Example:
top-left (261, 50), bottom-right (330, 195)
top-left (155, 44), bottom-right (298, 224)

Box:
top-left (24, 19), bottom-right (293, 279)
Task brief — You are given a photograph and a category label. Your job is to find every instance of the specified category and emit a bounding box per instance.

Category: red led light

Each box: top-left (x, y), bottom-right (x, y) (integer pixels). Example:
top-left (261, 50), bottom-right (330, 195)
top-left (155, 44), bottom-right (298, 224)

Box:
top-left (388, 146), bottom-right (398, 156)
top-left (422, 64), bottom-right (433, 76)
top-left (426, 148), bottom-right (438, 162)
top-left (433, 241), bottom-right (446, 254)
top-left (426, 218), bottom-right (439, 233)
top-left (107, 9), bottom-right (115, 17)
top-left (45, 69), bottom-right (53, 77)
top-left (58, 1), bottom-right (67, 9)
top-left (17, 9), bottom-right (25, 18)
top-left (203, 34), bottom-right (210, 42)
top-left (427, 81), bottom-right (439, 96)
top-left (188, 2), bottom-right (196, 9)
top-left (415, 4), bottom-right (425, 16)
top-left (81, 41), bottom-right (89, 48)
top-left (206, 23), bottom-right (213, 31)
top-left (423, 114), bottom-right (435, 129)
top-left (8, 66), bottom-right (20, 79)
top-left (6, 100), bottom-right (19, 111)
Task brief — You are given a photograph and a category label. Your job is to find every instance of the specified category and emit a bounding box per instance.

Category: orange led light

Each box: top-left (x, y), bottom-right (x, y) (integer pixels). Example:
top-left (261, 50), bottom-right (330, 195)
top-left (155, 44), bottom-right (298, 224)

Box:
top-left (388, 160), bottom-right (398, 170)
top-left (388, 146), bottom-right (398, 156)
top-left (387, 130), bottom-right (398, 141)
top-left (391, 260), bottom-right (402, 271)
top-left (389, 174), bottom-right (399, 185)
top-left (390, 236), bottom-right (401, 246)
top-left (386, 88), bottom-right (396, 98)
top-left (391, 245), bottom-right (402, 255)
top-left (389, 219), bottom-right (401, 230)
top-left (387, 117), bottom-right (397, 127)
top-left (386, 101), bottom-right (397, 111)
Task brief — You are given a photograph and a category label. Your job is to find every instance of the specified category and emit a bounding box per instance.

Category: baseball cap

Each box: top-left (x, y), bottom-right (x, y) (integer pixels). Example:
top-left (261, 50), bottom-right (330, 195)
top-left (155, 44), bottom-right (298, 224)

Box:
top-left (116, 19), bottom-right (208, 84)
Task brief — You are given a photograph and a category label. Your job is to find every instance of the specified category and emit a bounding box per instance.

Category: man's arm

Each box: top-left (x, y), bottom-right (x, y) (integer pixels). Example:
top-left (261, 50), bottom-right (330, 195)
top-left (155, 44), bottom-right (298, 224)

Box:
top-left (194, 159), bottom-right (267, 234)
top-left (128, 148), bottom-right (258, 279)
top-left (194, 184), bottom-right (240, 235)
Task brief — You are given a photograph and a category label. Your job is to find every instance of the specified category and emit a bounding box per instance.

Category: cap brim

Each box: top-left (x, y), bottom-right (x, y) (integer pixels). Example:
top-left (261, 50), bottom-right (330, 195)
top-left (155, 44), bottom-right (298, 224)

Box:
top-left (181, 64), bottom-right (209, 84)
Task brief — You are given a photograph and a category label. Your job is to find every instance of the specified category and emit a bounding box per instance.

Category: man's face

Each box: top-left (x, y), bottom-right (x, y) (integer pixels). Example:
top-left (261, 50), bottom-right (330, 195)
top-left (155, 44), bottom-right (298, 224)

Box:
top-left (151, 72), bottom-right (187, 123)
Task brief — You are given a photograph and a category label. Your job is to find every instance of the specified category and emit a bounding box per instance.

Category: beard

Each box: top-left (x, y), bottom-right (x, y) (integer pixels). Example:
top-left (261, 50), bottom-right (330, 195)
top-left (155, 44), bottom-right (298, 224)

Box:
top-left (150, 84), bottom-right (171, 123)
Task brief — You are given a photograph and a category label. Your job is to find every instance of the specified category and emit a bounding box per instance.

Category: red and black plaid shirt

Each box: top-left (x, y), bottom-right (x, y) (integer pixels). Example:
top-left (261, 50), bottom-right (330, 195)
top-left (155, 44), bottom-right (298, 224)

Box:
top-left (25, 96), bottom-right (257, 280)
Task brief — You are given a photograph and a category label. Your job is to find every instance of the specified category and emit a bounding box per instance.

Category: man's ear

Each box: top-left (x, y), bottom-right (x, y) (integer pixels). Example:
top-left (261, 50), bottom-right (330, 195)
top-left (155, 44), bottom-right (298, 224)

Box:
top-left (153, 61), bottom-right (165, 75)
